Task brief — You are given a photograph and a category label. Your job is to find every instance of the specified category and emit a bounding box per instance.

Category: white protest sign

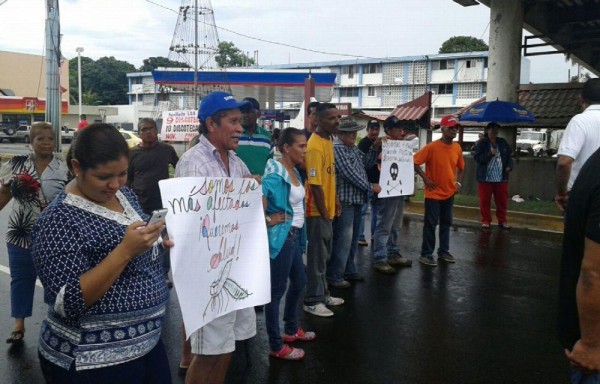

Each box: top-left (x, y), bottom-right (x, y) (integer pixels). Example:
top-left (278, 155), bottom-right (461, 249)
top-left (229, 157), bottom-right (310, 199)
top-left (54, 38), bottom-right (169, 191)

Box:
top-left (159, 177), bottom-right (270, 338)
top-left (160, 110), bottom-right (200, 142)
top-left (378, 139), bottom-right (414, 198)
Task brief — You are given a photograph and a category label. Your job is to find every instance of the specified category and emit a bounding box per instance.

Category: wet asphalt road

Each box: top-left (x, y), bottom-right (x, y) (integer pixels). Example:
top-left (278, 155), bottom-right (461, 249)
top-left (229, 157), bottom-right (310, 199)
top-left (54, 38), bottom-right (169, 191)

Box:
top-left (0, 203), bottom-right (569, 384)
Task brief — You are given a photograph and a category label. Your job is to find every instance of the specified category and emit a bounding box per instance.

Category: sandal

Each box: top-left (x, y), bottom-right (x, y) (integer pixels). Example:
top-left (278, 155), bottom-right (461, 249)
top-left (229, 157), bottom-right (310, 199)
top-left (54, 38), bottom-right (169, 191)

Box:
top-left (6, 330), bottom-right (24, 344)
top-left (269, 344), bottom-right (305, 360)
top-left (283, 327), bottom-right (316, 343)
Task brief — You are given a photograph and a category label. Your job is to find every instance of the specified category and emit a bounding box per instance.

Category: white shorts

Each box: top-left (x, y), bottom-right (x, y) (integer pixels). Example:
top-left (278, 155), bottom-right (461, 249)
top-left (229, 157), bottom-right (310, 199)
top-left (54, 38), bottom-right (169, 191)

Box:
top-left (190, 307), bottom-right (257, 355)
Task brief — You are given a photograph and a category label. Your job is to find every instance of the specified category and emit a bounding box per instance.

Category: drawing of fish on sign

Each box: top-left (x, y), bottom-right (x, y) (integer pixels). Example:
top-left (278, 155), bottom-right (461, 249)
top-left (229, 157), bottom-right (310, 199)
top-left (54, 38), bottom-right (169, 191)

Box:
top-left (203, 259), bottom-right (252, 318)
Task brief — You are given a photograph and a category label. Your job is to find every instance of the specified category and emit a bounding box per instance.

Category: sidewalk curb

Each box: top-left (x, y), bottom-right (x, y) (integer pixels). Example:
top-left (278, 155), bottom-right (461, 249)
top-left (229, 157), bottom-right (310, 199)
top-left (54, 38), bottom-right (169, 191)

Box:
top-left (405, 200), bottom-right (564, 234)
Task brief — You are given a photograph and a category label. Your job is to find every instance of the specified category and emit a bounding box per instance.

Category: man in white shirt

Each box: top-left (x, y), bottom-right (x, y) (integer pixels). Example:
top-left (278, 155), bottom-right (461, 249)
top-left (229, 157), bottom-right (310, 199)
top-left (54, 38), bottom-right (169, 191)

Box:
top-left (555, 78), bottom-right (600, 213)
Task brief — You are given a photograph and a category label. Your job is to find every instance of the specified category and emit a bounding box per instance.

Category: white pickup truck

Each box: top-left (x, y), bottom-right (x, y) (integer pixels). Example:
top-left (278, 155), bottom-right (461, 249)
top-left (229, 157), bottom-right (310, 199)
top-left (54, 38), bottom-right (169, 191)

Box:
top-left (0, 124), bottom-right (75, 144)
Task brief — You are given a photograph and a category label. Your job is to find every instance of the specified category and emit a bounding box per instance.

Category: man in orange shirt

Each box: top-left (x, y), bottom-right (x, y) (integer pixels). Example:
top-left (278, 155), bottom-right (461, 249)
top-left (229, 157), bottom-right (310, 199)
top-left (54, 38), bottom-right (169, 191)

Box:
top-left (413, 115), bottom-right (465, 267)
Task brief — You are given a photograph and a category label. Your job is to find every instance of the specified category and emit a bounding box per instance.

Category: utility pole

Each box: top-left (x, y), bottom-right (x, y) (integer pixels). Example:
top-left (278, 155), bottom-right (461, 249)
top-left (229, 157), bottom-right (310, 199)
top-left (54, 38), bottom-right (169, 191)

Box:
top-left (45, 0), bottom-right (62, 151)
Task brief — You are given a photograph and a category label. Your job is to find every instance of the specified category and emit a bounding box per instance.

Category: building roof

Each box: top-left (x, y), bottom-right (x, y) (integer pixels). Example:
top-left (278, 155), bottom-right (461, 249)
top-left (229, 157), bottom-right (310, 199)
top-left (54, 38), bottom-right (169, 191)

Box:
top-left (260, 51), bottom-right (489, 70)
top-left (390, 92), bottom-right (431, 124)
top-left (517, 82), bottom-right (582, 127)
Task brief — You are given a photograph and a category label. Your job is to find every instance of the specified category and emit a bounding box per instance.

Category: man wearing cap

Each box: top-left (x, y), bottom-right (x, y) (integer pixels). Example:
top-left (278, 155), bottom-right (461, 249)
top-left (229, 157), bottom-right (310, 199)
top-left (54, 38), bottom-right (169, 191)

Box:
top-left (175, 91), bottom-right (256, 383)
top-left (371, 116), bottom-right (413, 274)
top-left (414, 115), bottom-right (465, 267)
top-left (236, 97), bottom-right (273, 176)
top-left (357, 120), bottom-right (382, 246)
top-left (327, 117), bottom-right (380, 287)
top-left (303, 102), bottom-right (345, 317)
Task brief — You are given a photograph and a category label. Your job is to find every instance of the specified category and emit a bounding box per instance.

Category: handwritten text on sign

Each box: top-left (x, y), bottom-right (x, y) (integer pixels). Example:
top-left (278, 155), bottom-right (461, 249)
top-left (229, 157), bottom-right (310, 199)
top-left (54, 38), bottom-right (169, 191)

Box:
top-left (160, 110), bottom-right (200, 142)
top-left (378, 139), bottom-right (415, 198)
top-left (159, 177), bottom-right (270, 338)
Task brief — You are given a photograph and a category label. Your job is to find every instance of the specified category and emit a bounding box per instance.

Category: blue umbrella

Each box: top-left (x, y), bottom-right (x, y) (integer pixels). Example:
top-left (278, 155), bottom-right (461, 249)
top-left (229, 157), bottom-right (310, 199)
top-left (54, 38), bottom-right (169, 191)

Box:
top-left (459, 100), bottom-right (535, 123)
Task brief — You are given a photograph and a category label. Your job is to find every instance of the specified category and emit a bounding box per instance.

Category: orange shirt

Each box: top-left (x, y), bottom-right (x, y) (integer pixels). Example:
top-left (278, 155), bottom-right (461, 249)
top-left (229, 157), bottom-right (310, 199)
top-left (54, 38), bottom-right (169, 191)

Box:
top-left (413, 140), bottom-right (464, 200)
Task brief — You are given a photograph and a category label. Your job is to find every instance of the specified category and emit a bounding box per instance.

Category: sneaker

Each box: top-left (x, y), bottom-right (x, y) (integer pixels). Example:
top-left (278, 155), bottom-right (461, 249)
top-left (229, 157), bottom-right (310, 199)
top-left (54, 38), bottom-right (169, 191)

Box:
top-left (499, 222), bottom-right (512, 230)
top-left (438, 252), bottom-right (456, 263)
top-left (324, 296), bottom-right (345, 306)
top-left (418, 256), bottom-right (438, 267)
top-left (283, 327), bottom-right (316, 343)
top-left (358, 239), bottom-right (368, 246)
top-left (345, 273), bottom-right (365, 281)
top-left (303, 303), bottom-right (334, 317)
top-left (329, 280), bottom-right (351, 289)
top-left (373, 262), bottom-right (396, 274)
top-left (481, 223), bottom-right (491, 230)
top-left (388, 255), bottom-right (413, 267)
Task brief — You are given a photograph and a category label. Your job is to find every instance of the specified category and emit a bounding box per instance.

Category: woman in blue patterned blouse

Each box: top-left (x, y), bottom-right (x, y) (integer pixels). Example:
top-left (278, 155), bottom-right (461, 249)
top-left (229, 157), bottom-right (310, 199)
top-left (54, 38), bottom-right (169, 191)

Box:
top-left (0, 122), bottom-right (68, 346)
top-left (31, 124), bottom-right (173, 383)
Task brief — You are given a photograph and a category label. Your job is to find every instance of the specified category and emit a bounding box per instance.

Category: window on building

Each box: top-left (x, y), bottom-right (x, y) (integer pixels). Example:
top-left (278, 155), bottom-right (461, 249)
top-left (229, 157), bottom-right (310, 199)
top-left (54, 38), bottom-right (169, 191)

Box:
top-left (363, 64), bottom-right (382, 74)
top-left (367, 87), bottom-right (376, 97)
top-left (466, 60), bottom-right (477, 68)
top-left (437, 84), bottom-right (453, 95)
top-left (435, 60), bottom-right (455, 70)
top-left (340, 87), bottom-right (359, 97)
top-left (342, 65), bottom-right (356, 78)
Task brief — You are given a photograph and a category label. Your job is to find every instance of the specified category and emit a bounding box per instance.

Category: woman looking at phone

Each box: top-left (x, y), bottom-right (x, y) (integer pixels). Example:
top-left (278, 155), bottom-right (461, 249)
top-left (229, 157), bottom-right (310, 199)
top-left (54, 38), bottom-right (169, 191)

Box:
top-left (31, 124), bottom-right (173, 382)
top-left (262, 128), bottom-right (316, 360)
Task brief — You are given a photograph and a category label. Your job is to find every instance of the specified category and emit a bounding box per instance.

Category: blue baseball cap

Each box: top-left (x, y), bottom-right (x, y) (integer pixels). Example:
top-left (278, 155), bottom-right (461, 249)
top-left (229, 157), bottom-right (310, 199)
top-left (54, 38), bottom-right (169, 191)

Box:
top-left (198, 92), bottom-right (250, 123)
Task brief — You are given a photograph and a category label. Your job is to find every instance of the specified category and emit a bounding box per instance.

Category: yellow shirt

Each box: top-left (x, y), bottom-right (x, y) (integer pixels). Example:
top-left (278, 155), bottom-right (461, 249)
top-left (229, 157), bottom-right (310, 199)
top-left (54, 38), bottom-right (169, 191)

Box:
top-left (305, 133), bottom-right (336, 219)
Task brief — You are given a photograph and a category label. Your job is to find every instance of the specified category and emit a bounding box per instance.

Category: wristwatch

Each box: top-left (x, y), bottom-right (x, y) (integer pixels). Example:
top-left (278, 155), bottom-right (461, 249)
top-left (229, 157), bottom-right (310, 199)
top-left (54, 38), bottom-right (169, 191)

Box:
top-left (265, 215), bottom-right (272, 224)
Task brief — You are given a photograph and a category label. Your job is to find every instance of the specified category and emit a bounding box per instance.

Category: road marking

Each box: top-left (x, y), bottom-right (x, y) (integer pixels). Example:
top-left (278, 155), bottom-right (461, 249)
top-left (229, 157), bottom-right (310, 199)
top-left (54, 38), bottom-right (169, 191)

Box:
top-left (0, 263), bottom-right (43, 287)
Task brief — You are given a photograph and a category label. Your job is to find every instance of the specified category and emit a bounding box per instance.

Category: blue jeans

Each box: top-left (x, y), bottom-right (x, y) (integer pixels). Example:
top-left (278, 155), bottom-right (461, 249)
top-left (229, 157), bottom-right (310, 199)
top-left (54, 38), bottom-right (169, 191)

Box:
top-left (357, 202), bottom-right (368, 242)
top-left (570, 367), bottom-right (600, 383)
top-left (370, 193), bottom-right (378, 238)
top-left (327, 203), bottom-right (362, 283)
top-left (421, 196), bottom-right (454, 257)
top-left (8, 243), bottom-right (37, 318)
top-left (264, 227), bottom-right (307, 351)
top-left (304, 217), bottom-right (332, 306)
top-left (372, 196), bottom-right (404, 264)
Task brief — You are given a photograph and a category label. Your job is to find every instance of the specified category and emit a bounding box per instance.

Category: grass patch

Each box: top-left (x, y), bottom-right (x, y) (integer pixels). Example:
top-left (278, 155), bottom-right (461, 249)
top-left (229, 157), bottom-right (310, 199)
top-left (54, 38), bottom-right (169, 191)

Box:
top-left (410, 189), bottom-right (560, 216)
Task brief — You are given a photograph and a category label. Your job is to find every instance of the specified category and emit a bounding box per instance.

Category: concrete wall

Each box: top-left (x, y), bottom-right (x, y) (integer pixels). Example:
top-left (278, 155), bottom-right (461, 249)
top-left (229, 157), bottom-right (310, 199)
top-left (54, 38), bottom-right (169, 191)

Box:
top-left (460, 155), bottom-right (557, 201)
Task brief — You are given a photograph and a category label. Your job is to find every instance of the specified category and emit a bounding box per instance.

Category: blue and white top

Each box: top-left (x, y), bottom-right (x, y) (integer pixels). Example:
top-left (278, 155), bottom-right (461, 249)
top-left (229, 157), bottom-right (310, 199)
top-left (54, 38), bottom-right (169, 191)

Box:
top-left (31, 187), bottom-right (168, 371)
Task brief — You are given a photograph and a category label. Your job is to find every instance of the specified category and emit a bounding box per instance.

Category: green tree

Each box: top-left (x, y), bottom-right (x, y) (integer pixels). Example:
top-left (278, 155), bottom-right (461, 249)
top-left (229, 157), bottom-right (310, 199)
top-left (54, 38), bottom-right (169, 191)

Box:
top-left (139, 56), bottom-right (189, 72)
top-left (68, 56), bottom-right (136, 105)
top-left (438, 36), bottom-right (488, 54)
top-left (68, 56), bottom-right (95, 105)
top-left (215, 41), bottom-right (255, 68)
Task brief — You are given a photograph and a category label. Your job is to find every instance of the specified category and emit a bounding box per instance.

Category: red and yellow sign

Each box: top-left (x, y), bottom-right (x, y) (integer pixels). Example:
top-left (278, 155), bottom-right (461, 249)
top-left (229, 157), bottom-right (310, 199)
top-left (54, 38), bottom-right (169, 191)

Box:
top-left (0, 97), bottom-right (68, 114)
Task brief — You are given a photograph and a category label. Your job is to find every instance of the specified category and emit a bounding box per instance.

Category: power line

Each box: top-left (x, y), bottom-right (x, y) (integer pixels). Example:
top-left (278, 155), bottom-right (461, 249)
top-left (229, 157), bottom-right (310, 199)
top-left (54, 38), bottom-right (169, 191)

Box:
top-left (145, 0), bottom-right (389, 61)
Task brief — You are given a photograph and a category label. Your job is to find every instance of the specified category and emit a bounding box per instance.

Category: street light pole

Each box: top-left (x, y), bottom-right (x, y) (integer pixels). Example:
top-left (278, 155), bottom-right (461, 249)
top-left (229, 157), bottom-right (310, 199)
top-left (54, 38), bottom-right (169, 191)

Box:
top-left (76, 47), bottom-right (84, 120)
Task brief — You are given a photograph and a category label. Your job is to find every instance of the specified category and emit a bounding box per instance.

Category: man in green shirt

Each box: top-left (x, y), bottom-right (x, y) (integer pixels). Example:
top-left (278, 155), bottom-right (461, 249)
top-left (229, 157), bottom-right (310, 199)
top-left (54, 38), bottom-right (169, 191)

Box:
top-left (236, 97), bottom-right (273, 175)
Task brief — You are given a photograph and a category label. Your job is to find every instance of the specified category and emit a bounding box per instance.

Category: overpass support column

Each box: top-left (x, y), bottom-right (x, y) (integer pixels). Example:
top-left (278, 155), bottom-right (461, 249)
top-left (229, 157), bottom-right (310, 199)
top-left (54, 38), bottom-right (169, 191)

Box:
top-left (487, 0), bottom-right (523, 148)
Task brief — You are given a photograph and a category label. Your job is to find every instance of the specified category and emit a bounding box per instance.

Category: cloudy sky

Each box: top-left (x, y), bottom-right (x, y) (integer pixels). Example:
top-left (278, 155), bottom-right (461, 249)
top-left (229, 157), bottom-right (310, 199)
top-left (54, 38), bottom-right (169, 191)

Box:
top-left (0, 0), bottom-right (579, 83)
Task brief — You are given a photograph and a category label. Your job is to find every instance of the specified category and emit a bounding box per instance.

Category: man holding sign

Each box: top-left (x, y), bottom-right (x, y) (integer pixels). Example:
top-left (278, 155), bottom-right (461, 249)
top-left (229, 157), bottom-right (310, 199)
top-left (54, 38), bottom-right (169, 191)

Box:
top-left (371, 116), bottom-right (414, 274)
top-left (174, 92), bottom-right (257, 384)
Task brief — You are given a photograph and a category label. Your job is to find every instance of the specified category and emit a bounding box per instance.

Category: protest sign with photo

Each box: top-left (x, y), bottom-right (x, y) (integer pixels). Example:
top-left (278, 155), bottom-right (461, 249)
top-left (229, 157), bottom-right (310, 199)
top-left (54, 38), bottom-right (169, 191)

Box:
top-left (378, 139), bottom-right (415, 198)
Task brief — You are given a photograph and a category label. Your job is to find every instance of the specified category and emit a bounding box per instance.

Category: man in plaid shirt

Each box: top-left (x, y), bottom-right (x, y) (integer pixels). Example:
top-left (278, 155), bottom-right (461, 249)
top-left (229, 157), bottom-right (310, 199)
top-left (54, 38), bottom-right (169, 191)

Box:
top-left (327, 117), bottom-right (381, 287)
